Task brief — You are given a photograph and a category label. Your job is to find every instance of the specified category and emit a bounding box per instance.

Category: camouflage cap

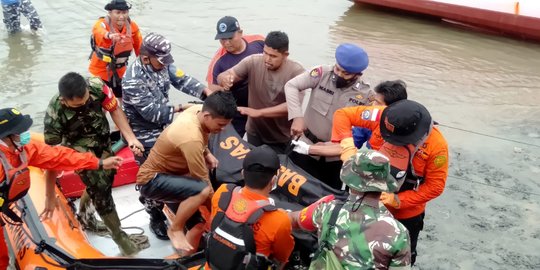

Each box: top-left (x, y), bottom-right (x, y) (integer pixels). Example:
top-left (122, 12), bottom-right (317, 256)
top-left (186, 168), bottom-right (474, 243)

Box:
top-left (340, 149), bottom-right (398, 192)
top-left (142, 33), bottom-right (174, 65)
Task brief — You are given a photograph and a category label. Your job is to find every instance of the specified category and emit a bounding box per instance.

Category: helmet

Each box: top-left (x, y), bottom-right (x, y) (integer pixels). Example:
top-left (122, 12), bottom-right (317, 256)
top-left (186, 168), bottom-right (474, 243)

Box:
top-left (0, 108), bottom-right (33, 139)
top-left (340, 149), bottom-right (398, 192)
top-left (104, 0), bottom-right (131, 11)
top-left (380, 100), bottom-right (432, 146)
top-left (335, 43), bottom-right (369, 74)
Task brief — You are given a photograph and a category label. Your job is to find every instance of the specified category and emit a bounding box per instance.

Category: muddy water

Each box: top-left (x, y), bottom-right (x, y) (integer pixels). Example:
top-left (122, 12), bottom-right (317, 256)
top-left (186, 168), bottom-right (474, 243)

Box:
top-left (1, 0), bottom-right (539, 269)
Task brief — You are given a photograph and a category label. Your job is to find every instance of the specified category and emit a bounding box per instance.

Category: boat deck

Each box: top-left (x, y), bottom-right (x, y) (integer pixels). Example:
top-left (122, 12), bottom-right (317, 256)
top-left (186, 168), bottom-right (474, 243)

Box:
top-left (83, 184), bottom-right (176, 259)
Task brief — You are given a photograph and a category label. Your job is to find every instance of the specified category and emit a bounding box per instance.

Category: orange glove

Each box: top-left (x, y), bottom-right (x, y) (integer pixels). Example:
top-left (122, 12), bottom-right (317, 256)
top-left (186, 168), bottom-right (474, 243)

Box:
top-left (340, 137), bottom-right (357, 162)
top-left (380, 192), bottom-right (400, 209)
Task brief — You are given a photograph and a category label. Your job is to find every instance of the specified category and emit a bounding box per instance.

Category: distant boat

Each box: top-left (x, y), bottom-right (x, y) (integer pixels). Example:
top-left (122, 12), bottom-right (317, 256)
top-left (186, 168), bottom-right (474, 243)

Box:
top-left (351, 0), bottom-right (540, 42)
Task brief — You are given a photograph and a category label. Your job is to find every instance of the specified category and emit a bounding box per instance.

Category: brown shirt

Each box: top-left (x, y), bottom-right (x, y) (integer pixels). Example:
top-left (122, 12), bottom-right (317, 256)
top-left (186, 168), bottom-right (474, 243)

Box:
top-left (136, 105), bottom-right (210, 186)
top-left (233, 54), bottom-right (305, 144)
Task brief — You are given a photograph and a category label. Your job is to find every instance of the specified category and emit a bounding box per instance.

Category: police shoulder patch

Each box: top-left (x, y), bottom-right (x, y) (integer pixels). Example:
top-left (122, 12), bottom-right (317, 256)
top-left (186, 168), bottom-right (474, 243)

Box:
top-left (362, 109), bottom-right (371, 120)
top-left (310, 66), bottom-right (322, 78)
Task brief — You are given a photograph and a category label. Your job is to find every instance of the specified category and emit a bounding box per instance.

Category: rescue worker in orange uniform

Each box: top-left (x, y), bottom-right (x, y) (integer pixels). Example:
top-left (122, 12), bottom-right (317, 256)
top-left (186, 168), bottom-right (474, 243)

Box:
top-left (0, 108), bottom-right (123, 268)
top-left (331, 99), bottom-right (449, 265)
top-left (205, 145), bottom-right (295, 270)
top-left (88, 0), bottom-right (142, 98)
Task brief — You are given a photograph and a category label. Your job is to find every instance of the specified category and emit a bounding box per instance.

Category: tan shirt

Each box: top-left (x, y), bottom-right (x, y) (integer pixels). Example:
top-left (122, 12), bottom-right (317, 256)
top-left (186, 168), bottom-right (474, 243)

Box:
top-left (137, 105), bottom-right (210, 186)
top-left (285, 65), bottom-right (372, 142)
top-left (233, 54), bottom-right (305, 144)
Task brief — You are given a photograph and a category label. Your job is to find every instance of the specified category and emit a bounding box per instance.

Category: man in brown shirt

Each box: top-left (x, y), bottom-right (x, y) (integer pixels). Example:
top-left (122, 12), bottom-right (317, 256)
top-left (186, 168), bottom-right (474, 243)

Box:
top-left (217, 31), bottom-right (304, 153)
top-left (136, 91), bottom-right (237, 255)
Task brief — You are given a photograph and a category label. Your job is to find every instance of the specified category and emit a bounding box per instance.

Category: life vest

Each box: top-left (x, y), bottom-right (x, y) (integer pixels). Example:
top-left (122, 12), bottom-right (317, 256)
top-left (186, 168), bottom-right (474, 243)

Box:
top-left (90, 16), bottom-right (134, 69)
top-left (380, 142), bottom-right (425, 193)
top-left (0, 149), bottom-right (30, 223)
top-left (206, 184), bottom-right (276, 270)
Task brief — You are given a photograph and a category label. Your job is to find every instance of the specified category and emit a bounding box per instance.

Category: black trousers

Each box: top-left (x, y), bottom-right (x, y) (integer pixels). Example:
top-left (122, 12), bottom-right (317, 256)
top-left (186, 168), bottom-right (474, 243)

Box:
top-left (246, 133), bottom-right (288, 154)
top-left (398, 212), bottom-right (425, 266)
top-left (289, 152), bottom-right (343, 190)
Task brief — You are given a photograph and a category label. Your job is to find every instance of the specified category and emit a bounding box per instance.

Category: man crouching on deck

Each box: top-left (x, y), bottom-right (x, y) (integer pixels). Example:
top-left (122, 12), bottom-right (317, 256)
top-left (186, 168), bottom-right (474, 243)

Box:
top-left (135, 91), bottom-right (236, 254)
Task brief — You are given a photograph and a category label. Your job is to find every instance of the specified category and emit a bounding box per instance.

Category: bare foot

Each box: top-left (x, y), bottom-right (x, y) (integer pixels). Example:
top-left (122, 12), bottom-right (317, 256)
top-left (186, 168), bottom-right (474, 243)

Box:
top-left (167, 228), bottom-right (194, 254)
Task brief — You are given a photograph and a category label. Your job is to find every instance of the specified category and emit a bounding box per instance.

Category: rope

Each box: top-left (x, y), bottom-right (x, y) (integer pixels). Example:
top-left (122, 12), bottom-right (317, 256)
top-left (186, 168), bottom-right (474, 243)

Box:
top-left (75, 0), bottom-right (540, 198)
top-left (438, 124), bottom-right (540, 148)
top-left (448, 174), bottom-right (540, 196)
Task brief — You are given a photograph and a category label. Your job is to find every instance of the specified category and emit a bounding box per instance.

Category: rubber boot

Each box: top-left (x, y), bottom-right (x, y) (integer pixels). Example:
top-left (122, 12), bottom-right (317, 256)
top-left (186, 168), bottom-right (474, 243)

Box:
top-left (78, 191), bottom-right (109, 235)
top-left (100, 210), bottom-right (141, 256)
top-left (149, 207), bottom-right (169, 240)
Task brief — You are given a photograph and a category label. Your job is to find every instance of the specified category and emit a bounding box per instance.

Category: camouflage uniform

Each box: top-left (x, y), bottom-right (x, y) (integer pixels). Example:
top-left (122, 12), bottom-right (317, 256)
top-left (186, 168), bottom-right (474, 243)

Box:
top-left (122, 58), bottom-right (206, 150)
top-left (44, 77), bottom-right (116, 216)
top-left (309, 150), bottom-right (411, 269)
top-left (1, 0), bottom-right (42, 34)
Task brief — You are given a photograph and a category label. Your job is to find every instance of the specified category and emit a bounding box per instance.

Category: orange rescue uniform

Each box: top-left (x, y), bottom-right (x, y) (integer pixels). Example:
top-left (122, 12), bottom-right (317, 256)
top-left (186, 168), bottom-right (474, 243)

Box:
top-left (204, 184), bottom-right (295, 269)
top-left (331, 105), bottom-right (449, 219)
top-left (88, 17), bottom-right (142, 83)
top-left (0, 139), bottom-right (100, 267)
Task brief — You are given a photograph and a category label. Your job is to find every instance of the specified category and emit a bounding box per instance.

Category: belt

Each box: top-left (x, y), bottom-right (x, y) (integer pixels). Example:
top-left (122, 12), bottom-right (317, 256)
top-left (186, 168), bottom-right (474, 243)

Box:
top-left (304, 129), bottom-right (322, 144)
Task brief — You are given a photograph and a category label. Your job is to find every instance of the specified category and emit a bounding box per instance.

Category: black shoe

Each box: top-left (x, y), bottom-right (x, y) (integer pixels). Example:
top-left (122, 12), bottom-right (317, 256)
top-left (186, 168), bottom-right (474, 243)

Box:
top-left (149, 218), bottom-right (169, 240)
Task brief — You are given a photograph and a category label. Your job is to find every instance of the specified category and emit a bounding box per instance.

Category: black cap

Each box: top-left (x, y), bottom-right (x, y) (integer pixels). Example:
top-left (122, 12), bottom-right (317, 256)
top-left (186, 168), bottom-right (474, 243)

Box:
top-left (142, 32), bottom-right (174, 65)
top-left (380, 100), bottom-right (432, 146)
top-left (215, 16), bottom-right (240, 40)
top-left (0, 108), bottom-right (33, 139)
top-left (105, 0), bottom-right (131, 11)
top-left (243, 145), bottom-right (280, 173)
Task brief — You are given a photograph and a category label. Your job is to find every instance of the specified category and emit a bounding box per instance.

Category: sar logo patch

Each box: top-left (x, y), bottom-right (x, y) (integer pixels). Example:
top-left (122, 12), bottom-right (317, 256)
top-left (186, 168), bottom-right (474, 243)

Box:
top-left (434, 155), bottom-right (447, 168)
top-left (233, 198), bottom-right (248, 214)
top-left (361, 110), bottom-right (371, 120)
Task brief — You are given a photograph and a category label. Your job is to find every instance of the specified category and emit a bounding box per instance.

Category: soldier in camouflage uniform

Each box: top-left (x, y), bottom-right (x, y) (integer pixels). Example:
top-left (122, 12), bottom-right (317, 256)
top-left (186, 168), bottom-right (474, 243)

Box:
top-left (1, 0), bottom-right (42, 34)
top-left (44, 72), bottom-right (148, 256)
top-left (122, 32), bottom-right (209, 240)
top-left (291, 149), bottom-right (411, 269)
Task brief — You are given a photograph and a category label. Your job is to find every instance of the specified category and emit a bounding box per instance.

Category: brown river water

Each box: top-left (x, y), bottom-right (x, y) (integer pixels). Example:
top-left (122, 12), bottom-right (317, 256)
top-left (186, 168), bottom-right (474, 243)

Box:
top-left (1, 0), bottom-right (539, 269)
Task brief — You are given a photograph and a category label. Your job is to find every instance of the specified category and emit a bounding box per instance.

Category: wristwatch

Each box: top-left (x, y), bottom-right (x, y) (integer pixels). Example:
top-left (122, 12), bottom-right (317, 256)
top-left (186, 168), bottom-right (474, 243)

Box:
top-left (98, 159), bottom-right (104, 170)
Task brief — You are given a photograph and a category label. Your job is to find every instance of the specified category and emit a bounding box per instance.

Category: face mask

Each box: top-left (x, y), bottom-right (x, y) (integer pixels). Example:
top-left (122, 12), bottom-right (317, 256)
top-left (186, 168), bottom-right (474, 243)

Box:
top-left (65, 98), bottom-right (91, 113)
top-left (335, 75), bottom-right (357, 88)
top-left (19, 131), bottom-right (31, 146)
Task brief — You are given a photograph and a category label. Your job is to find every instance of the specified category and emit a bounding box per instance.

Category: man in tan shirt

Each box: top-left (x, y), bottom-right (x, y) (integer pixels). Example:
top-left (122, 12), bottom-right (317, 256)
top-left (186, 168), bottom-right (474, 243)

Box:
top-left (217, 31), bottom-right (304, 153)
top-left (136, 91), bottom-right (237, 255)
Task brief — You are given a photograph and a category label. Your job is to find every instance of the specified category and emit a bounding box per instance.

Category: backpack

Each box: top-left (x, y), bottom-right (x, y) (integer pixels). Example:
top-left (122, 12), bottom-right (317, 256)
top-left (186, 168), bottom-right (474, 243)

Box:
top-left (206, 184), bottom-right (276, 270)
top-left (308, 202), bottom-right (345, 270)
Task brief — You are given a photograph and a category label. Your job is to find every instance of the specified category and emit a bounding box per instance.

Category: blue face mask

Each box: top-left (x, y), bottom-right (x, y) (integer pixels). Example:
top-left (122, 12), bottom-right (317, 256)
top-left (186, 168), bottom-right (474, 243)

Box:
top-left (19, 131), bottom-right (31, 146)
